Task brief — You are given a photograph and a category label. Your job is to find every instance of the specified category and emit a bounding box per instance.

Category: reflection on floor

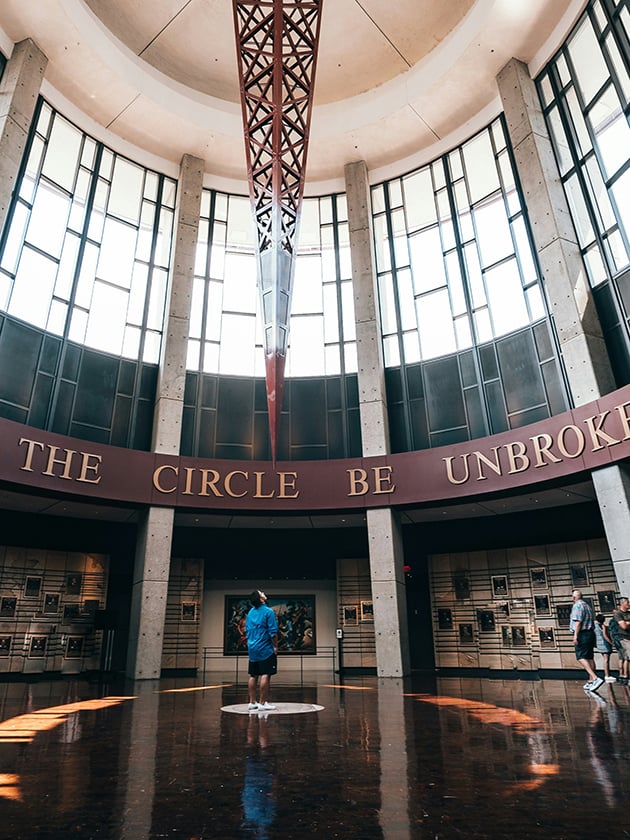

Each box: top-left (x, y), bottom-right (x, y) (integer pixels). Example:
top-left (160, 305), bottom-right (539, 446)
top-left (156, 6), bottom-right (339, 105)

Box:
top-left (0, 671), bottom-right (628, 839)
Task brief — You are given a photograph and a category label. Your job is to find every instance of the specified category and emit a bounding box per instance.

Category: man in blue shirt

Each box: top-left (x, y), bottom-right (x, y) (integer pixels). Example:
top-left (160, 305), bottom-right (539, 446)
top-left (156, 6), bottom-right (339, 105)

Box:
top-left (570, 588), bottom-right (603, 693)
top-left (246, 590), bottom-right (279, 711)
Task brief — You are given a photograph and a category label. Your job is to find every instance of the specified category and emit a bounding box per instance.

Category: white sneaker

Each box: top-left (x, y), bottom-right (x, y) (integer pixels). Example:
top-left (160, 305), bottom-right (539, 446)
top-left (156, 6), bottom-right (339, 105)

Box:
top-left (605, 676), bottom-right (617, 683)
top-left (258, 702), bottom-right (276, 711)
top-left (248, 702), bottom-right (259, 711)
top-left (590, 677), bottom-right (604, 692)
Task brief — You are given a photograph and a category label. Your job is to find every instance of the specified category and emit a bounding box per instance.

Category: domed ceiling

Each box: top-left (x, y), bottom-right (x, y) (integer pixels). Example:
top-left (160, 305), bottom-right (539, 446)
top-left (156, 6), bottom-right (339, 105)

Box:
top-left (0, 0), bottom-right (583, 191)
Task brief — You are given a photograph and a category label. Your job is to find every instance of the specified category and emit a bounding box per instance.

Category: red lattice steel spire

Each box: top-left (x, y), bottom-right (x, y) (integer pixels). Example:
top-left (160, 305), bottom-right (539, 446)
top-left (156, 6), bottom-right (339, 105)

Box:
top-left (232, 0), bottom-right (323, 462)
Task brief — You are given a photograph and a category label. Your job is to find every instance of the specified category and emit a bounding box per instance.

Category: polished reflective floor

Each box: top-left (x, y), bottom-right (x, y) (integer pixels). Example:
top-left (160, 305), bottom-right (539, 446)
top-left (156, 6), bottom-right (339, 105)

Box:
top-left (0, 671), bottom-right (628, 839)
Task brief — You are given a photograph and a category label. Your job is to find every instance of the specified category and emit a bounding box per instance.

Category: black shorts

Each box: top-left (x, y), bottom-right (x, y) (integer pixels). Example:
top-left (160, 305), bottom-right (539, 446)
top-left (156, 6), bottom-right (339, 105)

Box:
top-left (575, 628), bottom-right (595, 661)
top-left (248, 653), bottom-right (277, 677)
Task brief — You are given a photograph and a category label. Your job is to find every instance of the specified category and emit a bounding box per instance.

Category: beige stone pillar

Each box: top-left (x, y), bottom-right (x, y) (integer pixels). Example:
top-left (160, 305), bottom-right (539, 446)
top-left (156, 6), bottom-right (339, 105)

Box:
top-left (497, 58), bottom-right (630, 592)
top-left (0, 39), bottom-right (47, 237)
top-left (345, 160), bottom-right (410, 677)
top-left (126, 154), bottom-right (204, 679)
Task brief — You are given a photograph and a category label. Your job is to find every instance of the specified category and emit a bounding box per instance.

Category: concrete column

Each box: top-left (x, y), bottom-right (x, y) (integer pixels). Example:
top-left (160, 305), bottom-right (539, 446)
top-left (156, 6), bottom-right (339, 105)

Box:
top-left (126, 154), bottom-right (204, 680)
top-left (497, 58), bottom-right (630, 593)
top-left (0, 39), bottom-right (47, 237)
top-left (345, 160), bottom-right (410, 677)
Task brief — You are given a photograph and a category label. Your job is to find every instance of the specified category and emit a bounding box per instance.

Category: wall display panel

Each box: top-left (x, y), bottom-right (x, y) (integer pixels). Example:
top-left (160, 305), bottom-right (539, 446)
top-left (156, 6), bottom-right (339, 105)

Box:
top-left (224, 595), bottom-right (316, 655)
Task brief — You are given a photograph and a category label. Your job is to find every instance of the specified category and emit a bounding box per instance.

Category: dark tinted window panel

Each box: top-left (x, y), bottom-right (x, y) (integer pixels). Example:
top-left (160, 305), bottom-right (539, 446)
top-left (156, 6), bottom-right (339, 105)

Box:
top-left (133, 400), bottom-right (154, 450)
top-left (459, 351), bottom-right (477, 388)
top-left (496, 332), bottom-right (545, 415)
top-left (429, 427), bottom-right (469, 447)
top-left (486, 380), bottom-right (508, 433)
top-left (180, 406), bottom-right (195, 456)
top-left (215, 443), bottom-right (252, 460)
top-left (508, 405), bottom-right (550, 429)
top-left (74, 351), bottom-right (118, 427)
top-left (615, 270), bottom-right (630, 315)
top-left (0, 403), bottom-right (27, 422)
top-left (291, 445), bottom-right (327, 460)
top-left (51, 380), bottom-right (75, 434)
top-left (216, 378), bottom-right (254, 445)
top-left (406, 364), bottom-right (423, 400)
top-left (327, 411), bottom-right (344, 458)
top-left (41, 335), bottom-right (61, 375)
top-left (0, 320), bottom-right (40, 405)
top-left (347, 407), bottom-right (362, 456)
top-left (255, 378), bottom-right (267, 412)
top-left (291, 380), bottom-right (326, 445)
top-left (111, 395), bottom-right (132, 446)
top-left (385, 367), bottom-right (404, 403)
top-left (62, 343), bottom-right (81, 380)
top-left (593, 283), bottom-right (620, 331)
top-left (345, 374), bottom-right (359, 409)
top-left (118, 360), bottom-right (136, 396)
top-left (184, 372), bottom-right (197, 406)
top-left (424, 357), bottom-right (465, 432)
top-left (30, 374), bottom-right (54, 428)
top-left (464, 388), bottom-right (486, 440)
top-left (139, 364), bottom-right (158, 400)
top-left (409, 399), bottom-right (429, 451)
top-left (254, 412), bottom-right (271, 460)
top-left (601, 323), bottom-right (630, 386)
top-left (201, 375), bottom-right (216, 408)
top-left (533, 322), bottom-right (554, 362)
top-left (388, 402), bottom-right (408, 452)
top-left (70, 422), bottom-right (110, 444)
top-left (480, 344), bottom-right (499, 380)
top-left (541, 359), bottom-right (570, 415)
top-left (198, 409), bottom-right (216, 458)
top-left (326, 377), bottom-right (342, 410)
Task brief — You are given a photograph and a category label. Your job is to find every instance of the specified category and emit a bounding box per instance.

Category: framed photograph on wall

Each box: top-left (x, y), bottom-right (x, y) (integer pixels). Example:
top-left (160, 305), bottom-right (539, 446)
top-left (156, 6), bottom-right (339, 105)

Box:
top-left (501, 626), bottom-right (512, 646)
top-left (497, 602), bottom-right (510, 619)
top-left (597, 591), bottom-right (616, 613)
top-left (360, 600), bottom-right (374, 622)
top-left (534, 594), bottom-right (551, 616)
top-left (459, 623), bottom-right (474, 644)
top-left (556, 603), bottom-right (572, 627)
top-left (530, 567), bottom-right (547, 588)
top-left (437, 608), bottom-right (453, 630)
top-left (224, 595), bottom-right (316, 655)
top-left (0, 636), bottom-right (11, 657)
top-left (570, 564), bottom-right (589, 588)
top-left (512, 626), bottom-right (527, 646)
top-left (66, 574), bottom-right (82, 595)
top-left (342, 605), bottom-right (358, 625)
top-left (539, 627), bottom-right (556, 648)
top-left (65, 637), bottom-right (84, 659)
top-left (478, 610), bottom-right (496, 632)
top-left (43, 593), bottom-right (60, 614)
top-left (491, 575), bottom-right (509, 597)
top-left (453, 574), bottom-right (470, 600)
top-left (0, 597), bottom-right (16, 617)
top-left (23, 576), bottom-right (42, 598)
top-left (28, 636), bottom-right (47, 658)
top-left (63, 604), bottom-right (80, 622)
top-left (181, 602), bottom-right (196, 622)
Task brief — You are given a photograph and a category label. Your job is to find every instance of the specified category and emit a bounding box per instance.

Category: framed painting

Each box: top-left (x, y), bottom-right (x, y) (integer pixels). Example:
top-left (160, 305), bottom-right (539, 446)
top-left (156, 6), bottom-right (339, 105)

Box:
top-left (556, 603), bottom-right (573, 627)
top-left (224, 595), bottom-right (316, 655)
top-left (497, 602), bottom-right (510, 619)
top-left (0, 597), bottom-right (16, 618)
top-left (437, 608), bottom-right (453, 630)
top-left (29, 636), bottom-right (47, 658)
top-left (65, 636), bottom-right (84, 659)
top-left (66, 574), bottom-right (82, 595)
top-left (43, 593), bottom-right (60, 615)
top-left (539, 627), bottom-right (556, 648)
top-left (342, 605), bottom-right (358, 625)
top-left (0, 636), bottom-right (11, 657)
top-left (360, 600), bottom-right (374, 622)
top-left (511, 626), bottom-right (527, 646)
top-left (529, 567), bottom-right (547, 589)
top-left (459, 623), bottom-right (474, 644)
top-left (491, 575), bottom-right (509, 597)
top-left (63, 604), bottom-right (80, 622)
top-left (534, 594), bottom-right (551, 616)
top-left (24, 576), bottom-right (42, 599)
top-left (570, 564), bottom-right (589, 588)
top-left (597, 591), bottom-right (616, 613)
top-left (181, 602), bottom-right (196, 622)
top-left (478, 610), bottom-right (495, 632)
top-left (501, 626), bottom-right (512, 646)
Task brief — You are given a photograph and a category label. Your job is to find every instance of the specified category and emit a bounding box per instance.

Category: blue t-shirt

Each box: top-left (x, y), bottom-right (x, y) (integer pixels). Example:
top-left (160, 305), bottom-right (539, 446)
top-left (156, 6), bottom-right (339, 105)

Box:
top-left (246, 604), bottom-right (278, 662)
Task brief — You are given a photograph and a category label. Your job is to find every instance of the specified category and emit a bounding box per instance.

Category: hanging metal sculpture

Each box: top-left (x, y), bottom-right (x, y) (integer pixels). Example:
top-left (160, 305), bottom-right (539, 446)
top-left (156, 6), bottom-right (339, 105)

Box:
top-left (232, 0), bottom-right (323, 462)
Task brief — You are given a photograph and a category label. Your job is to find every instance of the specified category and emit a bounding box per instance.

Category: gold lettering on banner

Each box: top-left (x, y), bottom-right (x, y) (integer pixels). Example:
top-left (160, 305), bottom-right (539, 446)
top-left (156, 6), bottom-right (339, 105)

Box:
top-left (346, 467), bottom-right (395, 496)
top-left (151, 466), bottom-right (299, 499)
top-left (442, 401), bottom-right (630, 486)
top-left (18, 438), bottom-right (102, 484)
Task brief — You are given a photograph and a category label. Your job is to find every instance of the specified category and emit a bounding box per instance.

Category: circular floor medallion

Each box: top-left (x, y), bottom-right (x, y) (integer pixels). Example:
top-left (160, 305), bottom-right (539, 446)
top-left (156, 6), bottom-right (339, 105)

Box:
top-left (221, 702), bottom-right (324, 715)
